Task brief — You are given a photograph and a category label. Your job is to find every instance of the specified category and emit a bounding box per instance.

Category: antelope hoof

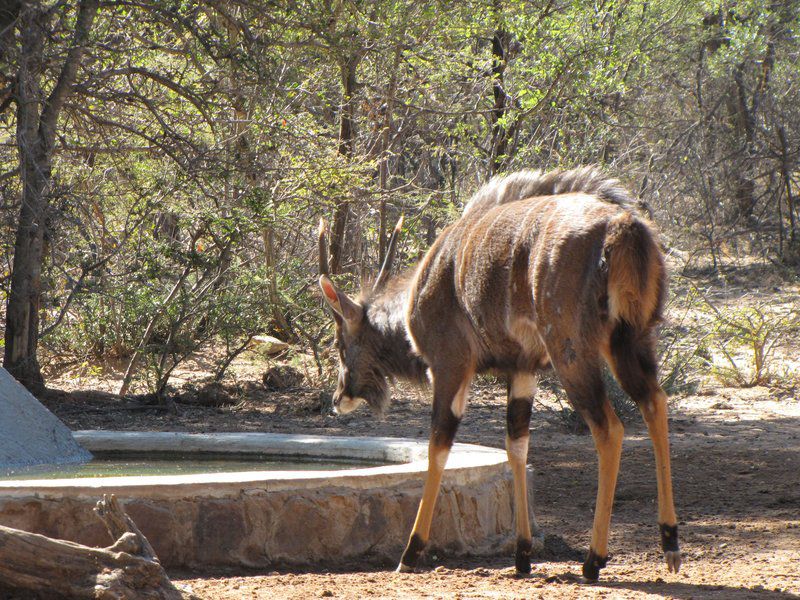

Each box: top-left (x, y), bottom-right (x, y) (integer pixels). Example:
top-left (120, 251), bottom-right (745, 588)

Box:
top-left (514, 538), bottom-right (533, 575)
top-left (581, 548), bottom-right (608, 582)
top-left (398, 533), bottom-right (425, 573)
top-left (659, 523), bottom-right (680, 573)
top-left (665, 550), bottom-right (682, 573)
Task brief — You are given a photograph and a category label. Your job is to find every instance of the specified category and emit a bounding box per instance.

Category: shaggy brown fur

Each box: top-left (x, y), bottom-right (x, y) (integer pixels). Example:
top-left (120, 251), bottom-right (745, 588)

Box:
top-left (319, 166), bottom-right (679, 581)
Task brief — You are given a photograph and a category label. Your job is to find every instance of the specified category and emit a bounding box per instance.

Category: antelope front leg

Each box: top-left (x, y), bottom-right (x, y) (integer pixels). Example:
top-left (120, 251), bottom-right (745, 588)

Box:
top-left (397, 377), bottom-right (469, 572)
top-left (506, 373), bottom-right (536, 575)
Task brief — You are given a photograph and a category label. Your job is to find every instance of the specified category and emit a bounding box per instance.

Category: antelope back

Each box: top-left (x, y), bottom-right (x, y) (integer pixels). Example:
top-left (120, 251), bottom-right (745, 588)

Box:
top-left (406, 167), bottom-right (663, 376)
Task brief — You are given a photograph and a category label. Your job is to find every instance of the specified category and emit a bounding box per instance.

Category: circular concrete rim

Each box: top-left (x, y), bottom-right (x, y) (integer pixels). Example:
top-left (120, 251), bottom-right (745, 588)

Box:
top-left (0, 431), bottom-right (508, 497)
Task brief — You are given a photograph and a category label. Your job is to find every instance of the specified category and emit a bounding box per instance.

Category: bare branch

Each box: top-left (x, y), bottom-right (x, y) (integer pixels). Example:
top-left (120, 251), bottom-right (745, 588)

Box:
top-left (39, 0), bottom-right (99, 150)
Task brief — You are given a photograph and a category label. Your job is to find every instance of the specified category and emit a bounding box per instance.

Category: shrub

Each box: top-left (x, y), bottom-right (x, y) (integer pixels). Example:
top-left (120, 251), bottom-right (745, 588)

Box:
top-left (700, 302), bottom-right (799, 387)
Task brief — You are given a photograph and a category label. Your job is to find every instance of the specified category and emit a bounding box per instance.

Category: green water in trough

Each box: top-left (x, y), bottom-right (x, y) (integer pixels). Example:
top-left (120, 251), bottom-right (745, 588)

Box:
top-left (1, 451), bottom-right (386, 480)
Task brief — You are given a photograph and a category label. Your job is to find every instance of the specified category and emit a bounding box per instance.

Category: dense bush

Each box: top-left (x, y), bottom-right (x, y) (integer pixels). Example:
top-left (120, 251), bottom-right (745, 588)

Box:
top-left (1, 1), bottom-right (798, 393)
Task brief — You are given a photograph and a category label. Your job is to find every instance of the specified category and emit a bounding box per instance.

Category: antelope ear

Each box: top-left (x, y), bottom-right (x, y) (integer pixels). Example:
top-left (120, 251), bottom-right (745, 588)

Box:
top-left (319, 275), bottom-right (363, 325)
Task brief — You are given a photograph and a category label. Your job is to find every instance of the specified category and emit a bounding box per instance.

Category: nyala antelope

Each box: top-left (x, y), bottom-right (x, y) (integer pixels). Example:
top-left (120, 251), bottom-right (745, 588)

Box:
top-left (318, 167), bottom-right (680, 581)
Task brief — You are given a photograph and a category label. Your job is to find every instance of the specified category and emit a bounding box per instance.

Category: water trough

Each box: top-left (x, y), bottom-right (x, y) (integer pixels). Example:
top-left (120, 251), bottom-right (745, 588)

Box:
top-left (0, 431), bottom-right (520, 568)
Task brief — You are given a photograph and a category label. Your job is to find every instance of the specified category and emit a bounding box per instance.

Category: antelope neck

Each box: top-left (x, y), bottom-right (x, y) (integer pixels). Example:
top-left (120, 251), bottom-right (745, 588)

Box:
top-left (366, 282), bottom-right (428, 385)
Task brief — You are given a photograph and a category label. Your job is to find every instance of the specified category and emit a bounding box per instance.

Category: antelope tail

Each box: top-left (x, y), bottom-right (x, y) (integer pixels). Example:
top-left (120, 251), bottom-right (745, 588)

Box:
top-left (603, 211), bottom-right (666, 329)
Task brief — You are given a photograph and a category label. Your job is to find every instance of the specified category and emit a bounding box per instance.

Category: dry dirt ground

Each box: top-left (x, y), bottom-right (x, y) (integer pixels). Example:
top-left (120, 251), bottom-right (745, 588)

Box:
top-left (36, 376), bottom-right (800, 600)
top-left (18, 264), bottom-right (800, 599)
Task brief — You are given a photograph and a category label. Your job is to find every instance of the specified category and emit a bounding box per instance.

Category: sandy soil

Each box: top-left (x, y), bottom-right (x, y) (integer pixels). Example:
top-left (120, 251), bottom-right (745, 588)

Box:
top-left (18, 264), bottom-right (800, 599)
top-left (35, 377), bottom-right (800, 600)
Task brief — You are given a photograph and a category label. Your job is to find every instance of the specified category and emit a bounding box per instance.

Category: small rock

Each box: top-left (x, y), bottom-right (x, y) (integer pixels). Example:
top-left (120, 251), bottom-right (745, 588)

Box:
top-left (177, 381), bottom-right (240, 407)
top-left (249, 335), bottom-right (290, 356)
top-left (710, 401), bottom-right (734, 410)
top-left (321, 591), bottom-right (334, 598)
top-left (263, 365), bottom-right (304, 390)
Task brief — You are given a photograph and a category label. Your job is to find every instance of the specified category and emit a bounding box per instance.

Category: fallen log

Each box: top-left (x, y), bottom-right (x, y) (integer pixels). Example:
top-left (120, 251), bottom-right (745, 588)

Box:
top-left (0, 494), bottom-right (195, 599)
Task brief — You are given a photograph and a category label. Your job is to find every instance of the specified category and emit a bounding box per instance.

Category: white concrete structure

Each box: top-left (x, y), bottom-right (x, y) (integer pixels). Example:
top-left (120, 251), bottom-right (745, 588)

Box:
top-left (0, 431), bottom-right (539, 568)
top-left (0, 368), bottom-right (91, 474)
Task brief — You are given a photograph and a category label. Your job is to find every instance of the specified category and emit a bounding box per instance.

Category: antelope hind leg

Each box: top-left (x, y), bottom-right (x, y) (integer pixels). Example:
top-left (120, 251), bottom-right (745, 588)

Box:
top-left (583, 402), bottom-right (624, 582)
top-left (643, 391), bottom-right (681, 573)
top-left (606, 322), bottom-right (681, 573)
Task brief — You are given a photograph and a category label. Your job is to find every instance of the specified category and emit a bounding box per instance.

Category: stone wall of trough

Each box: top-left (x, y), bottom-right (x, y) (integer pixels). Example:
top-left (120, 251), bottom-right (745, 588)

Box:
top-left (0, 469), bottom-right (536, 568)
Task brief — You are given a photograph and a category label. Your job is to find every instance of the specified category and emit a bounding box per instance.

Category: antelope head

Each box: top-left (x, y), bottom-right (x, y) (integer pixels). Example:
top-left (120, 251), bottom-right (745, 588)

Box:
top-left (318, 217), bottom-right (404, 415)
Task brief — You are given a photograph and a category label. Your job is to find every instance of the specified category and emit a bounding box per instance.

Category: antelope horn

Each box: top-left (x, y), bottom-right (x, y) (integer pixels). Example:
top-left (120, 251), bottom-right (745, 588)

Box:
top-left (373, 214), bottom-right (404, 292)
top-left (318, 218), bottom-right (329, 276)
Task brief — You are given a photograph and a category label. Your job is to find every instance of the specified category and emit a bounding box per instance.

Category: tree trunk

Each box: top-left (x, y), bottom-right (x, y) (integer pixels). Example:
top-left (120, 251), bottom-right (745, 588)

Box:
top-left (262, 227), bottom-right (294, 338)
top-left (4, 0), bottom-right (98, 392)
top-left (4, 3), bottom-right (47, 393)
top-left (487, 3), bottom-right (519, 179)
top-left (489, 28), bottom-right (510, 177)
top-left (328, 52), bottom-right (359, 274)
top-left (377, 40), bottom-right (403, 264)
top-left (729, 63), bottom-right (757, 220)
top-left (0, 495), bottom-right (194, 599)
top-left (4, 150), bottom-right (48, 393)
top-left (778, 125), bottom-right (797, 249)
